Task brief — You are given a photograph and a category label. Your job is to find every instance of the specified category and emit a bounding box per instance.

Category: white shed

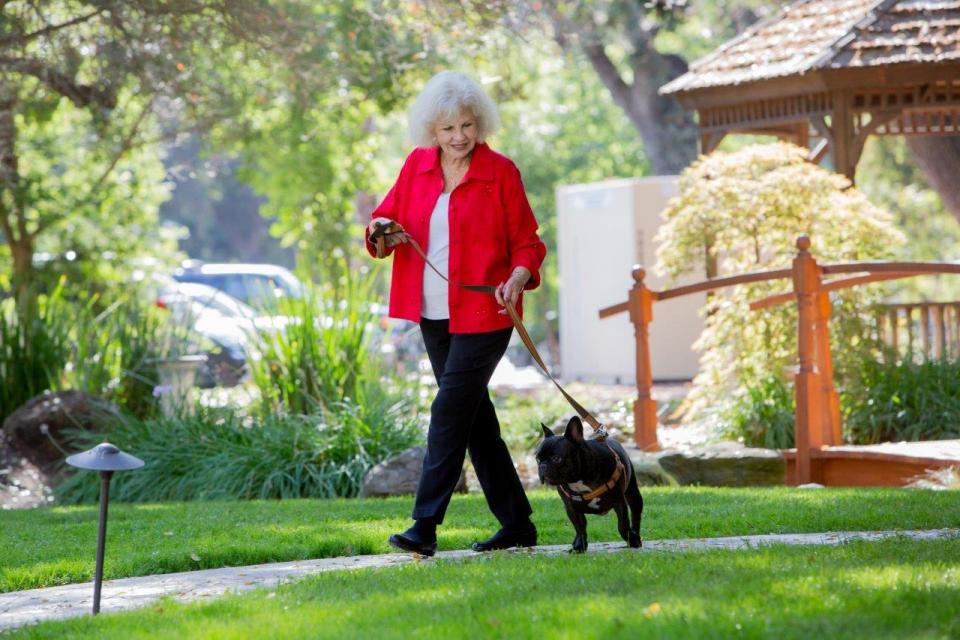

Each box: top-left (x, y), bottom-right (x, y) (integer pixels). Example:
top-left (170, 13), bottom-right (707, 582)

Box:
top-left (557, 176), bottom-right (705, 383)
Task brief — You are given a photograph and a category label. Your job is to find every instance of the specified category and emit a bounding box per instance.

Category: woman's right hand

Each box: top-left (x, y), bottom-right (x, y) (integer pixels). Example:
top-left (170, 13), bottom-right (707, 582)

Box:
top-left (368, 217), bottom-right (407, 248)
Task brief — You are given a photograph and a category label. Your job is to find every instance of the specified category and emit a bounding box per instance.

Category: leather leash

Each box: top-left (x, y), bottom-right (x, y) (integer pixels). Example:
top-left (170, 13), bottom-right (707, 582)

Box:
top-left (370, 220), bottom-right (629, 492)
top-left (371, 221), bottom-right (609, 434)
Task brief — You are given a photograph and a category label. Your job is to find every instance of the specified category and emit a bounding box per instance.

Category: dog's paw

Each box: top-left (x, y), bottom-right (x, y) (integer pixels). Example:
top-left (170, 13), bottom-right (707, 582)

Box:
top-left (628, 532), bottom-right (642, 548)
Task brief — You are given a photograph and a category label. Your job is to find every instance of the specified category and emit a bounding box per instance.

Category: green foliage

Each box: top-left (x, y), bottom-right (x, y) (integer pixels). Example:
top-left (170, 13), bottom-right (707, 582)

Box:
top-left (724, 374), bottom-right (795, 449)
top-left (54, 402), bottom-right (421, 504)
top-left (656, 143), bottom-right (906, 444)
top-left (0, 280), bottom-right (205, 422)
top-left (857, 136), bottom-right (960, 300)
top-left (229, 97), bottom-right (382, 266)
top-left (247, 260), bottom-right (400, 417)
top-left (656, 0), bottom-right (781, 60)
top-left (0, 287), bottom-right (71, 422)
top-left (61, 293), bottom-right (198, 420)
top-left (7, 92), bottom-right (181, 297)
top-left (843, 357), bottom-right (960, 445)
top-left (203, 2), bottom-right (451, 274)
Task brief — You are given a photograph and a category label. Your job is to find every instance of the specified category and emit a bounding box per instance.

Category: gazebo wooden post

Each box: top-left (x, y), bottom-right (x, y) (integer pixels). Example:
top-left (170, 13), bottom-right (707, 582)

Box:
top-left (814, 290), bottom-right (843, 446)
top-left (825, 90), bottom-right (867, 184)
top-left (795, 121), bottom-right (810, 150)
top-left (628, 266), bottom-right (660, 451)
top-left (792, 235), bottom-right (824, 484)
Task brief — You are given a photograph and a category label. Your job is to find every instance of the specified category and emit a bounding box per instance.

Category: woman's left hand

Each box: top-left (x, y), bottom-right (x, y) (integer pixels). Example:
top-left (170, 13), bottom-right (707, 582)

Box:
top-left (495, 266), bottom-right (531, 314)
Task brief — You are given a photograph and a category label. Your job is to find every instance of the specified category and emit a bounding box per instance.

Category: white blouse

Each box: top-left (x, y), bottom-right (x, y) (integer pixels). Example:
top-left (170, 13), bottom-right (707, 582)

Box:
top-left (421, 193), bottom-right (451, 320)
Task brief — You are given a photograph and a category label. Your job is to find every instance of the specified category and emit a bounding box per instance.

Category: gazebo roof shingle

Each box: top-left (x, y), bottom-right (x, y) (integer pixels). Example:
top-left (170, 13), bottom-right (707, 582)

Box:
top-left (662, 0), bottom-right (960, 95)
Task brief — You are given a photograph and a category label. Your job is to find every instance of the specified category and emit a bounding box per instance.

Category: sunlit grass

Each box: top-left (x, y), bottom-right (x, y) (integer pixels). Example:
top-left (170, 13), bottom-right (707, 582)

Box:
top-left (2, 487), bottom-right (957, 593)
top-left (12, 538), bottom-right (960, 639)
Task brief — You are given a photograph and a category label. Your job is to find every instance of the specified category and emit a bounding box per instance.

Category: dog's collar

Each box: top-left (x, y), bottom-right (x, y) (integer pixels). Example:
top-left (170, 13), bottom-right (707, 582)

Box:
top-left (559, 460), bottom-right (625, 502)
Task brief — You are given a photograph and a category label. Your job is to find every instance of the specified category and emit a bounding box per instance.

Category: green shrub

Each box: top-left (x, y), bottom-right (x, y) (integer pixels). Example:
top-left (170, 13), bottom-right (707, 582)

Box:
top-left (842, 357), bottom-right (960, 444)
top-left (0, 277), bottom-right (203, 423)
top-left (723, 375), bottom-right (795, 449)
top-left (0, 285), bottom-right (71, 423)
top-left (55, 400), bottom-right (422, 503)
top-left (68, 297), bottom-right (167, 418)
top-left (655, 143), bottom-right (905, 445)
top-left (246, 261), bottom-right (421, 450)
top-left (55, 287), bottom-right (201, 419)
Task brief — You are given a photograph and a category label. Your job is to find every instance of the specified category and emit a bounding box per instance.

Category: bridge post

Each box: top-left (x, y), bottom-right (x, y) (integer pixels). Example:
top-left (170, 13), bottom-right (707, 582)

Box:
top-left (793, 236), bottom-right (824, 484)
top-left (629, 266), bottom-right (660, 451)
top-left (815, 291), bottom-right (843, 446)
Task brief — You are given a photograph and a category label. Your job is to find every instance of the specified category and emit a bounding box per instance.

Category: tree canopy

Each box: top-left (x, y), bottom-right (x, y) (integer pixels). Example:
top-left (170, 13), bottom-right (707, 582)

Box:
top-left (0, 0), bottom-right (292, 303)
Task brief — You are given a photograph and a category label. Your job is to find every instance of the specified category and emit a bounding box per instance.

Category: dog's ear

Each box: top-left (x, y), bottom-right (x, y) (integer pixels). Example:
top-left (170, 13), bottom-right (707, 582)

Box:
top-left (540, 423), bottom-right (554, 439)
top-left (564, 416), bottom-right (584, 444)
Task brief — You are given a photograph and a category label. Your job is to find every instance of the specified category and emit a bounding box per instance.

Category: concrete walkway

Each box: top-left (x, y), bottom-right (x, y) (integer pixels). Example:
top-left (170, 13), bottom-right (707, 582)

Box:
top-left (2, 528), bottom-right (957, 632)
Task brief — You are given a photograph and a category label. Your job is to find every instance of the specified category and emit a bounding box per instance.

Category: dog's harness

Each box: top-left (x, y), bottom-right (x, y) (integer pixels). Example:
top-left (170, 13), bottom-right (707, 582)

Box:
top-left (559, 463), bottom-right (625, 503)
top-left (370, 220), bottom-right (627, 498)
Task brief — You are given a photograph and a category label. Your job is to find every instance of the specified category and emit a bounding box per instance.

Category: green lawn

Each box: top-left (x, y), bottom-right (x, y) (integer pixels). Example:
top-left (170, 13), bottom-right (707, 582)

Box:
top-left (3, 487), bottom-right (958, 593)
top-left (11, 538), bottom-right (960, 639)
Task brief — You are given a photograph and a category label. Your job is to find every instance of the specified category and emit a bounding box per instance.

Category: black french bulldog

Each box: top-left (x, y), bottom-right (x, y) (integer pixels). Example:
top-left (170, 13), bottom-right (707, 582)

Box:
top-left (536, 416), bottom-right (643, 553)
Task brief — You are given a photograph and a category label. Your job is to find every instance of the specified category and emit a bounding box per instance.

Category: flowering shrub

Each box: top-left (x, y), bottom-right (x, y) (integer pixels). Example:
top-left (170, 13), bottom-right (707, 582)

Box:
top-left (656, 143), bottom-right (905, 445)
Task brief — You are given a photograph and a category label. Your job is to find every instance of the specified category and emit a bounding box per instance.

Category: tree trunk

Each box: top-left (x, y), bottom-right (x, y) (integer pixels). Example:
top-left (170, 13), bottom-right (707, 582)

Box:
top-left (626, 51), bottom-right (699, 175)
top-left (581, 44), bottom-right (698, 175)
top-left (0, 89), bottom-right (35, 308)
top-left (906, 136), bottom-right (960, 223)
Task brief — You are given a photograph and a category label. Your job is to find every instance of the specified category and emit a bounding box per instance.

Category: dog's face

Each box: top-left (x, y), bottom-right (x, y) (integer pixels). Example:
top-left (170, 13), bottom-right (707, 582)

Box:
top-left (535, 416), bottom-right (585, 485)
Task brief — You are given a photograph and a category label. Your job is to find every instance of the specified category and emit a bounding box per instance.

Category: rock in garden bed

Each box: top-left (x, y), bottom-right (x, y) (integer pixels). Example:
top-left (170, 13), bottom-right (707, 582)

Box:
top-left (655, 442), bottom-right (785, 487)
top-left (2, 390), bottom-right (121, 471)
top-left (360, 447), bottom-right (468, 497)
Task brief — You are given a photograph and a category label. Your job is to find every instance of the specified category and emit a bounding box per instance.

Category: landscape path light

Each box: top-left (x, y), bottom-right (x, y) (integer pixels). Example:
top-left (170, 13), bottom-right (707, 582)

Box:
top-left (65, 442), bottom-right (144, 615)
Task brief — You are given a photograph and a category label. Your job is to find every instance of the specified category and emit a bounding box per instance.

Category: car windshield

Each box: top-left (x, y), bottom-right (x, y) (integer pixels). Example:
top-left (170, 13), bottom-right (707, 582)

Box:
top-left (175, 265), bottom-right (304, 307)
top-left (192, 289), bottom-right (256, 319)
top-left (167, 283), bottom-right (257, 319)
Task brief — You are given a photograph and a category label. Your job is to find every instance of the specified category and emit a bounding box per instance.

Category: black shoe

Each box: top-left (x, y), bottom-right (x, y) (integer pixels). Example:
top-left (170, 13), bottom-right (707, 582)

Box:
top-left (388, 527), bottom-right (437, 557)
top-left (471, 523), bottom-right (537, 552)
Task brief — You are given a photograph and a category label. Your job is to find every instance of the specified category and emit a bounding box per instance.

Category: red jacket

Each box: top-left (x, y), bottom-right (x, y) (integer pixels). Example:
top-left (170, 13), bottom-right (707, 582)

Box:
top-left (365, 143), bottom-right (546, 333)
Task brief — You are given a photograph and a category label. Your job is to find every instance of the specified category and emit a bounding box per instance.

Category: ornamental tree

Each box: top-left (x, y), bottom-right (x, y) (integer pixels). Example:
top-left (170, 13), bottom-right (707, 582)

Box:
top-left (655, 142), bottom-right (905, 445)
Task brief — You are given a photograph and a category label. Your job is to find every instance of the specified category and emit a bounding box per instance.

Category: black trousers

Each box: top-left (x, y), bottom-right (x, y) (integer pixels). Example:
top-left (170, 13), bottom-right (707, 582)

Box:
top-left (413, 318), bottom-right (532, 527)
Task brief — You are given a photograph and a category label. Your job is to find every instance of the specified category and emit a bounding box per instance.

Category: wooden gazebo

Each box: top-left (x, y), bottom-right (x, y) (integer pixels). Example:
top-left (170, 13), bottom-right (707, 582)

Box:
top-left (660, 0), bottom-right (960, 182)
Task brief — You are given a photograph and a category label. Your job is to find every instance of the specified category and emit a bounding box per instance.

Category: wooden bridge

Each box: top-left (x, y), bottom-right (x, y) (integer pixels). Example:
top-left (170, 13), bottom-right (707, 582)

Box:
top-left (600, 235), bottom-right (960, 486)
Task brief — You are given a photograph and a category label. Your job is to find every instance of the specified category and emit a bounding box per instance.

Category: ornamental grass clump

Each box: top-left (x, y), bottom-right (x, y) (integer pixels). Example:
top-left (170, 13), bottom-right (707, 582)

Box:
top-left (55, 400), bottom-right (421, 503)
top-left (64, 294), bottom-right (197, 419)
top-left (656, 142), bottom-right (905, 446)
top-left (247, 261), bottom-right (397, 418)
top-left (0, 286), bottom-right (71, 423)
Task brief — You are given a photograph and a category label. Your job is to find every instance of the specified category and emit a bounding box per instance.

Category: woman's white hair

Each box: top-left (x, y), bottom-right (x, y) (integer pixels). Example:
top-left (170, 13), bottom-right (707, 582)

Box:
top-left (407, 71), bottom-right (500, 148)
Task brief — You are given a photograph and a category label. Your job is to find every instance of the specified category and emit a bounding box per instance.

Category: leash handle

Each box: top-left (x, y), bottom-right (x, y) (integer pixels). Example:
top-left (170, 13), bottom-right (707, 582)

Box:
top-left (396, 231), bottom-right (609, 440)
top-left (369, 221), bottom-right (405, 259)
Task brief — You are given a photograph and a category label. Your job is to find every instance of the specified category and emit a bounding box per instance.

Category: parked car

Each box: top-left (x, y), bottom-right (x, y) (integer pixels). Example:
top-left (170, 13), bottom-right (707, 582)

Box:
top-left (173, 262), bottom-right (303, 308)
top-left (155, 281), bottom-right (288, 387)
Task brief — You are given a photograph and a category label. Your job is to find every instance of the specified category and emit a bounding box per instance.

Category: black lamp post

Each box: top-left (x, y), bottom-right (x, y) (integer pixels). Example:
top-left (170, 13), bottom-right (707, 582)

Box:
top-left (65, 442), bottom-right (144, 615)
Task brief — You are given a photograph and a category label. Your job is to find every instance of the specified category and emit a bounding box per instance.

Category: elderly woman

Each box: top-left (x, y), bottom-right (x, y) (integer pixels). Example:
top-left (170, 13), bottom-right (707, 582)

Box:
top-left (365, 71), bottom-right (546, 556)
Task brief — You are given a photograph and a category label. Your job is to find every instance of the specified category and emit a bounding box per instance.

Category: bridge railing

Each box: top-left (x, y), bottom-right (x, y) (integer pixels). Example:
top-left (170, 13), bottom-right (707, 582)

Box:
top-left (599, 235), bottom-right (960, 485)
top-left (877, 302), bottom-right (960, 362)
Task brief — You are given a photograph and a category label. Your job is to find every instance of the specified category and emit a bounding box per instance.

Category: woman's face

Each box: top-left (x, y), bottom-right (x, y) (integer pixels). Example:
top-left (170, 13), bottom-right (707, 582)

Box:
top-left (432, 108), bottom-right (478, 161)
